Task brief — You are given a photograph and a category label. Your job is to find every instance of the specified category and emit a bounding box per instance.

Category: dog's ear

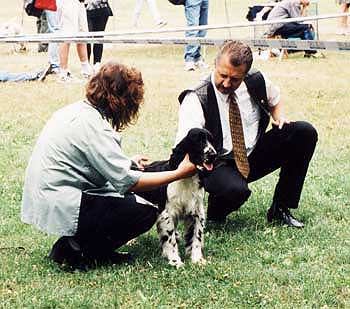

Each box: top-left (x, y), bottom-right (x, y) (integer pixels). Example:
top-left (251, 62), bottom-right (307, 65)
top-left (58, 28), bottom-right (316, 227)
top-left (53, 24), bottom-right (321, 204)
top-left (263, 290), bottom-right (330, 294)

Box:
top-left (169, 128), bottom-right (201, 168)
top-left (205, 130), bottom-right (214, 145)
top-left (186, 128), bottom-right (205, 146)
top-left (169, 128), bottom-right (214, 169)
top-left (169, 147), bottom-right (186, 169)
top-left (169, 135), bottom-right (188, 169)
top-left (187, 128), bottom-right (214, 144)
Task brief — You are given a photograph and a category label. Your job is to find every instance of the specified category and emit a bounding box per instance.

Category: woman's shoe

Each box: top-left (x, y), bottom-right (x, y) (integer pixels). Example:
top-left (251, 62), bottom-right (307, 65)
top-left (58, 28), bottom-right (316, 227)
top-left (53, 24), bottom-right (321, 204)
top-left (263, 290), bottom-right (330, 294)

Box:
top-left (48, 236), bottom-right (91, 271)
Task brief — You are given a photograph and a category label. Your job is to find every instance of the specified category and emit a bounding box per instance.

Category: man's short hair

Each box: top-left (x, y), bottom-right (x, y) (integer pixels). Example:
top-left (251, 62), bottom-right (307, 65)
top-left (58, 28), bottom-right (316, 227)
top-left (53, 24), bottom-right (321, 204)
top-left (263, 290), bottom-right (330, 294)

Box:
top-left (216, 40), bottom-right (253, 73)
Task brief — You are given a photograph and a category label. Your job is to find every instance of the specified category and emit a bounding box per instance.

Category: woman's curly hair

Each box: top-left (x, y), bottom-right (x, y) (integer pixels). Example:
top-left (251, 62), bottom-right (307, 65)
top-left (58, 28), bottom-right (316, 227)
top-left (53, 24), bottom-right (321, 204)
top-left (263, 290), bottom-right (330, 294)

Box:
top-left (86, 61), bottom-right (144, 131)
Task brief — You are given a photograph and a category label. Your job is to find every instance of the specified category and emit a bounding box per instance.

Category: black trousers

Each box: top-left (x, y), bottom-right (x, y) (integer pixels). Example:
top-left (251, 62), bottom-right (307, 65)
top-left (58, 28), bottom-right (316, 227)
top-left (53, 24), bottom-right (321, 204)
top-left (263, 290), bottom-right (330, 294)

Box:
top-left (204, 121), bottom-right (318, 220)
top-left (87, 14), bottom-right (109, 64)
top-left (73, 192), bottom-right (158, 258)
top-left (274, 22), bottom-right (316, 54)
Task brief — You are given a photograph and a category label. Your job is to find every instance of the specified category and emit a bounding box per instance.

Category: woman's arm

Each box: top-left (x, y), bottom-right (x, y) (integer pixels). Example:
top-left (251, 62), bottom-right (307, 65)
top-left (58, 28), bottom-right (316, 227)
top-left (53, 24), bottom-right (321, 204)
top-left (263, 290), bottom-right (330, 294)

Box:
top-left (129, 154), bottom-right (196, 192)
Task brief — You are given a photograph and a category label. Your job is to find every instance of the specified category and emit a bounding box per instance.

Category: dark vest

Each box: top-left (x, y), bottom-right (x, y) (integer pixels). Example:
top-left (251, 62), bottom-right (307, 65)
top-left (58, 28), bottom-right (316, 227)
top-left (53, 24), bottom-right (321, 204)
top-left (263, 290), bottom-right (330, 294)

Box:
top-left (178, 68), bottom-right (270, 153)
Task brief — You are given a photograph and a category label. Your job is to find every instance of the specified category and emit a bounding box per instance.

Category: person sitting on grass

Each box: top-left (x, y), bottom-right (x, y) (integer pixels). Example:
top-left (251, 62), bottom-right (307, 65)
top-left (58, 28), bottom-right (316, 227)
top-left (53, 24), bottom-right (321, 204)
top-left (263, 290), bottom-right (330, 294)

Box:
top-left (21, 61), bottom-right (196, 271)
top-left (266, 0), bottom-right (322, 58)
top-left (0, 69), bottom-right (46, 82)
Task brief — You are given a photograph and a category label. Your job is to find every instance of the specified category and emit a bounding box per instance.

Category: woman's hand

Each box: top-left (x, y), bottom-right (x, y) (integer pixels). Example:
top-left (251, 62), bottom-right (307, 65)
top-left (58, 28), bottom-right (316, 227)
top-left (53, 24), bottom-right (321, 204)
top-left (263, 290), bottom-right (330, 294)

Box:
top-left (131, 155), bottom-right (150, 171)
top-left (176, 154), bottom-right (197, 178)
top-left (129, 154), bottom-right (196, 192)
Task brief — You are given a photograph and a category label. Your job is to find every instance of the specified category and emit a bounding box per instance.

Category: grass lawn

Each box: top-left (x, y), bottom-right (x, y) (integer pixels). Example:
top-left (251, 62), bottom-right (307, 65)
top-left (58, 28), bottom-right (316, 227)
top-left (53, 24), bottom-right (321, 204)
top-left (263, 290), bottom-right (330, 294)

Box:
top-left (0, 1), bottom-right (349, 308)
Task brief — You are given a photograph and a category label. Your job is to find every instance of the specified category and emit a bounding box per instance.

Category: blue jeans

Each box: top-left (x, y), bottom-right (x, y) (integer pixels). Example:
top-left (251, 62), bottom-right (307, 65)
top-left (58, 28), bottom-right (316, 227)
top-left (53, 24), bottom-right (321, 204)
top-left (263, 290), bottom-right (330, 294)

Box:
top-left (45, 10), bottom-right (60, 69)
top-left (0, 71), bottom-right (39, 82)
top-left (184, 0), bottom-right (209, 63)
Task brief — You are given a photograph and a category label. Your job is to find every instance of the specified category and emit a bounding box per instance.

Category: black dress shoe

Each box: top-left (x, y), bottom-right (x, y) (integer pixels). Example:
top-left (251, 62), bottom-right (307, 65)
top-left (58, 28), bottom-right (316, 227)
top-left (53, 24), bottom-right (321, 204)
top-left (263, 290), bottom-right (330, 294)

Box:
top-left (267, 203), bottom-right (304, 228)
top-left (48, 236), bottom-right (92, 271)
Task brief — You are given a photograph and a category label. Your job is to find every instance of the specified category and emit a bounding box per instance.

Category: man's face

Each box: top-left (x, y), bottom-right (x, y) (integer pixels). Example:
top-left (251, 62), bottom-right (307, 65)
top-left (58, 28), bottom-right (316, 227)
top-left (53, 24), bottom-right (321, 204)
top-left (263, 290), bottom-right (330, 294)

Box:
top-left (214, 54), bottom-right (248, 95)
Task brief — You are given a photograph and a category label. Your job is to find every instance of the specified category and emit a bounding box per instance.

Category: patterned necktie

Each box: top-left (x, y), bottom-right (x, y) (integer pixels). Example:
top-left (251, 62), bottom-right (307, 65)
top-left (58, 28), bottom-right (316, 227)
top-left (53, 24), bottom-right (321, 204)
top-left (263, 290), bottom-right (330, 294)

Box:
top-left (228, 93), bottom-right (250, 179)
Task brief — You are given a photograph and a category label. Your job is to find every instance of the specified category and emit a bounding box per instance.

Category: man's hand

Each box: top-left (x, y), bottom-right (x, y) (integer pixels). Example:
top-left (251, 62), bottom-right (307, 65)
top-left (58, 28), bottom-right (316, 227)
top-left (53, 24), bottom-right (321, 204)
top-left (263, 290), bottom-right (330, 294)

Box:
top-left (270, 101), bottom-right (291, 129)
top-left (271, 117), bottom-right (291, 129)
top-left (131, 155), bottom-right (150, 171)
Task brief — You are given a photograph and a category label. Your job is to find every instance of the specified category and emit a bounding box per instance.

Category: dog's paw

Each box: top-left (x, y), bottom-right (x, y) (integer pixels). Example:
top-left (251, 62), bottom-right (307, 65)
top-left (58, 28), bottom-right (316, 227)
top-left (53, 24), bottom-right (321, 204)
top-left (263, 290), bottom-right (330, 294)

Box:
top-left (169, 259), bottom-right (184, 269)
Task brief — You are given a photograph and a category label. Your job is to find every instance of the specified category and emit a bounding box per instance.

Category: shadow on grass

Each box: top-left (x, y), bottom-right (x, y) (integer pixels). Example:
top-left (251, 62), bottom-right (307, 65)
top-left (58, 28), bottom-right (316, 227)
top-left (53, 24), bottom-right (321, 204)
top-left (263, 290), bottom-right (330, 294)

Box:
top-left (206, 208), bottom-right (268, 233)
top-left (121, 233), bottom-right (161, 265)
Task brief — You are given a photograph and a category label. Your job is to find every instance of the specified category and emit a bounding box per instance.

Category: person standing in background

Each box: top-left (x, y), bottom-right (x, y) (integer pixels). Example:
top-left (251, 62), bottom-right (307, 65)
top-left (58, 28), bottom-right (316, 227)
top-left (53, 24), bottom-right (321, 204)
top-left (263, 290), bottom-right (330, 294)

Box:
top-left (57, 0), bottom-right (93, 82)
top-left (44, 9), bottom-right (60, 74)
top-left (35, 9), bottom-right (61, 81)
top-left (37, 12), bottom-right (48, 53)
top-left (86, 0), bottom-right (113, 72)
top-left (132, 0), bottom-right (167, 28)
top-left (336, 0), bottom-right (350, 35)
top-left (184, 0), bottom-right (209, 71)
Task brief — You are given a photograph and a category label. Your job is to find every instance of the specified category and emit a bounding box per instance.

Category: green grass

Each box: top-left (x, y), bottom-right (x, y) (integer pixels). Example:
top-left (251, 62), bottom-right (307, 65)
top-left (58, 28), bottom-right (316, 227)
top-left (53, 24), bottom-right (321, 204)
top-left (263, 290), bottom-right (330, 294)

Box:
top-left (0, 1), bottom-right (349, 308)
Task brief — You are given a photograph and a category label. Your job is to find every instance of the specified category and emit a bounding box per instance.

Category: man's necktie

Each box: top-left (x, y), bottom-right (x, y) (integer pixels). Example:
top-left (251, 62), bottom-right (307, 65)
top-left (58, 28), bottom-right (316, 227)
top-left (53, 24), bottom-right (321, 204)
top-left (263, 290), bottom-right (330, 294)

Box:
top-left (228, 93), bottom-right (250, 179)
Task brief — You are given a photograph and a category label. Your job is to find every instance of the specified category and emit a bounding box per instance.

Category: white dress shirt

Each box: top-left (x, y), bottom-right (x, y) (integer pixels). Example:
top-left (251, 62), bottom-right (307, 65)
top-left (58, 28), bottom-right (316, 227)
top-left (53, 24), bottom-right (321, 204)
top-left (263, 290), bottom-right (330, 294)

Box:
top-left (175, 72), bottom-right (280, 156)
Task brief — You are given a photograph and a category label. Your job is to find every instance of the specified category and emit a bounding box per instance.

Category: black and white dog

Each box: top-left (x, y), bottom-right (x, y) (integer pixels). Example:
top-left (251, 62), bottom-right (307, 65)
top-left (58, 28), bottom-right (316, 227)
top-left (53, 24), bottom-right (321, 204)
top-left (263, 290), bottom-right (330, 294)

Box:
top-left (155, 128), bottom-right (217, 268)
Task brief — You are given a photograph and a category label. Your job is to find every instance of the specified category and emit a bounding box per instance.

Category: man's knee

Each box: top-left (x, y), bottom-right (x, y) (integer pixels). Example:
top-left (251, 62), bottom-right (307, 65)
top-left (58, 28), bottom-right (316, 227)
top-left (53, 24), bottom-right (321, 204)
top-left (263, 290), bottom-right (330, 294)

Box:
top-left (207, 184), bottom-right (251, 219)
top-left (293, 121), bottom-right (318, 146)
top-left (224, 184), bottom-right (251, 206)
top-left (214, 181), bottom-right (251, 210)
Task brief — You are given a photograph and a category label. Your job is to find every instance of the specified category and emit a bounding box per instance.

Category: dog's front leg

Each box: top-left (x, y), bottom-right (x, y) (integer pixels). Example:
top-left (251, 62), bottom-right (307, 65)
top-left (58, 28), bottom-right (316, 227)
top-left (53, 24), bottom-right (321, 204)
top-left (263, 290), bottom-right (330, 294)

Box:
top-left (156, 208), bottom-right (184, 268)
top-left (184, 203), bottom-right (206, 265)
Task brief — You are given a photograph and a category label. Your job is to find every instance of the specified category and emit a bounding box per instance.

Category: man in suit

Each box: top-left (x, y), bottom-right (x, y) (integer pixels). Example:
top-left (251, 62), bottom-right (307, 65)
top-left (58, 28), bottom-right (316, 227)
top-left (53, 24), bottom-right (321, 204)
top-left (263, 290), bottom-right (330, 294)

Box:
top-left (175, 40), bottom-right (318, 227)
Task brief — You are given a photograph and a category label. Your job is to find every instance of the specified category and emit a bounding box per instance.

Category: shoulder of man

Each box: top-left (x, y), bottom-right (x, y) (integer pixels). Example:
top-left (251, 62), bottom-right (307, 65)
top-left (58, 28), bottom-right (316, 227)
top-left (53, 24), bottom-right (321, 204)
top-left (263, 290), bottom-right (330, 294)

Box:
top-left (244, 68), bottom-right (269, 108)
top-left (178, 75), bottom-right (211, 104)
top-left (244, 68), bottom-right (265, 84)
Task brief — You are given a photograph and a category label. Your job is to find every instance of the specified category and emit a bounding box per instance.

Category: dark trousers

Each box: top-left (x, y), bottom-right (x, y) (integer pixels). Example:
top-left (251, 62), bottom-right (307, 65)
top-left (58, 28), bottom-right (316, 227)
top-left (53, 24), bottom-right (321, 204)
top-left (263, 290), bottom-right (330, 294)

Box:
top-left (73, 192), bottom-right (158, 258)
top-left (204, 121), bottom-right (318, 220)
top-left (274, 22), bottom-right (316, 54)
top-left (87, 14), bottom-right (109, 64)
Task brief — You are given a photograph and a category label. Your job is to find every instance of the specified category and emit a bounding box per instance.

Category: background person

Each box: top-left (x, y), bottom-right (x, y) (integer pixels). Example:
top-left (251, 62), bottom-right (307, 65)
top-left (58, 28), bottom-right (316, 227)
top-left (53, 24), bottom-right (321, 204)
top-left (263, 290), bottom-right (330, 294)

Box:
top-left (175, 40), bottom-right (318, 227)
top-left (44, 9), bottom-right (60, 74)
top-left (132, 0), bottom-right (167, 28)
top-left (0, 69), bottom-right (45, 82)
top-left (38, 9), bottom-right (61, 80)
top-left (37, 12), bottom-right (48, 53)
top-left (21, 62), bottom-right (196, 271)
top-left (336, 0), bottom-right (350, 35)
top-left (57, 0), bottom-right (93, 81)
top-left (255, 0), bottom-right (282, 21)
top-left (184, 0), bottom-right (209, 71)
top-left (266, 0), bottom-right (321, 57)
top-left (86, 0), bottom-right (113, 72)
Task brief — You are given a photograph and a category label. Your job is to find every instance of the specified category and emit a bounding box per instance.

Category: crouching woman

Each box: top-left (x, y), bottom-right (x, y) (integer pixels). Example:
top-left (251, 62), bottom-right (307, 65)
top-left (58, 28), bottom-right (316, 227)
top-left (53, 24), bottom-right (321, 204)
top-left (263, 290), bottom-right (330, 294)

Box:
top-left (21, 61), bottom-right (196, 271)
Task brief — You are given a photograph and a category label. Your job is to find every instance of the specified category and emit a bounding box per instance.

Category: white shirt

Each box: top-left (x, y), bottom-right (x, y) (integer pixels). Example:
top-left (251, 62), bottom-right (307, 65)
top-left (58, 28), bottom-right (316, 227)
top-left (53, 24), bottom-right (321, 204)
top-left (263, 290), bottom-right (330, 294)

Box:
top-left (175, 72), bottom-right (280, 155)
